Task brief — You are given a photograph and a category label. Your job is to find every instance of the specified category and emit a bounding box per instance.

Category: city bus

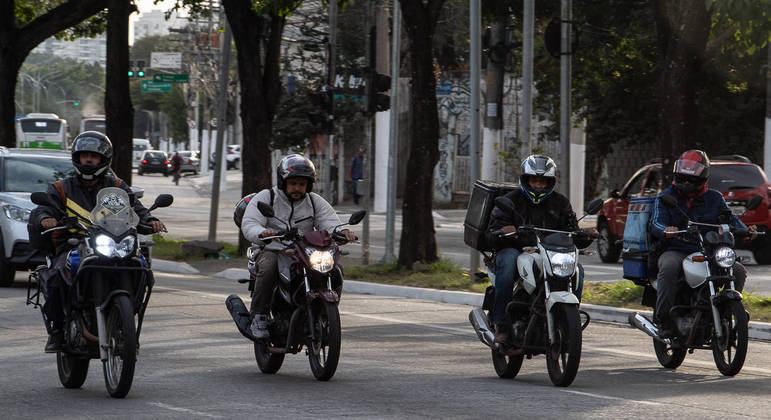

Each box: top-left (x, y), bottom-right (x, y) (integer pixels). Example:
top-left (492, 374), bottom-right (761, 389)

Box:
top-left (14, 113), bottom-right (69, 150)
top-left (80, 115), bottom-right (106, 133)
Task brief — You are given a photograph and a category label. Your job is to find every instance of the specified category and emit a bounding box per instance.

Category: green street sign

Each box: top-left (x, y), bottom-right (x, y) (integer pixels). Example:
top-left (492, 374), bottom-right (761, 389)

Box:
top-left (153, 73), bottom-right (189, 83)
top-left (141, 81), bottom-right (172, 92)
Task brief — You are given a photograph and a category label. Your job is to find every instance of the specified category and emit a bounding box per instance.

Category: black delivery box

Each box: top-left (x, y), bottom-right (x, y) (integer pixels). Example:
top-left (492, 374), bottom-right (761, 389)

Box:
top-left (463, 180), bottom-right (518, 251)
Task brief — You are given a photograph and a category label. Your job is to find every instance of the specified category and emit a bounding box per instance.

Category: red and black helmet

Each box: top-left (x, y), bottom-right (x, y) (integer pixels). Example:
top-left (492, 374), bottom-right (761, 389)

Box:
top-left (673, 149), bottom-right (710, 195)
top-left (276, 154), bottom-right (316, 193)
top-left (233, 192), bottom-right (257, 229)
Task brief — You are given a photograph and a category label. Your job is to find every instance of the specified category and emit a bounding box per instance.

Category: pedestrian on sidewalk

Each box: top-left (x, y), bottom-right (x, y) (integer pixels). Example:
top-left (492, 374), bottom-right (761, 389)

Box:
top-left (350, 146), bottom-right (365, 205)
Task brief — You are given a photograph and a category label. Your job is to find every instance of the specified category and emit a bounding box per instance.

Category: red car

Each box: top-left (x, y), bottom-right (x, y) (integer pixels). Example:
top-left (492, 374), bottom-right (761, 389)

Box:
top-left (596, 156), bottom-right (771, 264)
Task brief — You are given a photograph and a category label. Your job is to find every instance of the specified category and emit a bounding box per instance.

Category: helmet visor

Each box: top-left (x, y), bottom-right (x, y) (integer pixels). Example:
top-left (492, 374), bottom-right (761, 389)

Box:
top-left (73, 136), bottom-right (111, 158)
top-left (674, 158), bottom-right (707, 177)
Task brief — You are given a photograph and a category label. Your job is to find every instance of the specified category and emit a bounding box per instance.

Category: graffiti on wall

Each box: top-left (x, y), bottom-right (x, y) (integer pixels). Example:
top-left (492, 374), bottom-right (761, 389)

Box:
top-left (435, 79), bottom-right (471, 204)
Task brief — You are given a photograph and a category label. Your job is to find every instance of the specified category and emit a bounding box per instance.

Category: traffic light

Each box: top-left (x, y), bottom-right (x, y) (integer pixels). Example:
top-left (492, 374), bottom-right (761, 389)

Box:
top-left (72, 99), bottom-right (80, 108)
top-left (367, 72), bottom-right (391, 113)
top-left (128, 70), bottom-right (135, 77)
top-left (136, 60), bottom-right (146, 78)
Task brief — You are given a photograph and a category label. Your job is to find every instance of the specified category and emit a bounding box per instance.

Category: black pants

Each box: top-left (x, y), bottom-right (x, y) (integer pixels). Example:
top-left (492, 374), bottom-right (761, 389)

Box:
top-left (655, 249), bottom-right (747, 324)
top-left (42, 252), bottom-right (69, 330)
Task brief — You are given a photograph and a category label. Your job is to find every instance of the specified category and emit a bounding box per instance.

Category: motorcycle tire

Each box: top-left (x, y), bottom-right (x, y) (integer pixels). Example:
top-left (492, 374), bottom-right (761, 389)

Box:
top-left (307, 301), bottom-right (341, 381)
top-left (597, 222), bottom-right (621, 263)
top-left (545, 304), bottom-right (582, 387)
top-left (653, 339), bottom-right (686, 369)
top-left (253, 340), bottom-right (285, 374)
top-left (712, 300), bottom-right (748, 376)
top-left (102, 295), bottom-right (137, 398)
top-left (57, 352), bottom-right (90, 389)
top-left (491, 348), bottom-right (524, 379)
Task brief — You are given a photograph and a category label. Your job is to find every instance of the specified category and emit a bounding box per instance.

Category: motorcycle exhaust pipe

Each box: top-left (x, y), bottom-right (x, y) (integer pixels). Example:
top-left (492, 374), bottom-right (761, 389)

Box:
top-left (226, 294), bottom-right (256, 341)
top-left (628, 312), bottom-right (671, 345)
top-left (469, 308), bottom-right (495, 349)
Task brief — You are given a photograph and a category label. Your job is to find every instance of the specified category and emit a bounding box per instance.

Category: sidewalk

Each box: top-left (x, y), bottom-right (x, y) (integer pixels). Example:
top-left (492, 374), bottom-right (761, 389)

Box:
top-left (154, 255), bottom-right (771, 341)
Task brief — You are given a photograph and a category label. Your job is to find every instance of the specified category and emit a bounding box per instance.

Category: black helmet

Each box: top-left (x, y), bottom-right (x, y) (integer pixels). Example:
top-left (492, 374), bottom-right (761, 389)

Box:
top-left (520, 154), bottom-right (557, 204)
top-left (233, 193), bottom-right (257, 229)
top-left (673, 149), bottom-right (710, 196)
top-left (276, 154), bottom-right (316, 193)
top-left (71, 131), bottom-right (113, 181)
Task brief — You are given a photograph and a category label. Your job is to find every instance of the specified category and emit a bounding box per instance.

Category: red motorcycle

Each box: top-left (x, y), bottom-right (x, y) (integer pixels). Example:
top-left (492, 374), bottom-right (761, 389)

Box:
top-left (226, 201), bottom-right (365, 381)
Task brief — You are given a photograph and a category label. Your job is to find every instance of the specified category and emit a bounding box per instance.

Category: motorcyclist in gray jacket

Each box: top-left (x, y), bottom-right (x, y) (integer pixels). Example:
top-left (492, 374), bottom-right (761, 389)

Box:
top-left (240, 154), bottom-right (355, 338)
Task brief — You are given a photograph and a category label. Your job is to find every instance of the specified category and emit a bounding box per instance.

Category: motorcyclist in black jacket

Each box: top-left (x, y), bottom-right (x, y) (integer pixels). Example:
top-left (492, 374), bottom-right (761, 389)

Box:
top-left (29, 131), bottom-right (165, 352)
top-left (485, 155), bottom-right (593, 344)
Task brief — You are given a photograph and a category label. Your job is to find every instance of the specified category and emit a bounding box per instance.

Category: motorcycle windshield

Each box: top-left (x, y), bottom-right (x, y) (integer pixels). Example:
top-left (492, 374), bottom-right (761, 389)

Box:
top-left (89, 187), bottom-right (139, 237)
top-left (542, 232), bottom-right (575, 252)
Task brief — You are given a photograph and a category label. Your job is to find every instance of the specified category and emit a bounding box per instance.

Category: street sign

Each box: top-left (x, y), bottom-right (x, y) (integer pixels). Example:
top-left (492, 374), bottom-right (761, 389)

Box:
top-left (141, 81), bottom-right (172, 92)
top-left (154, 73), bottom-right (189, 83)
top-left (150, 52), bottom-right (182, 69)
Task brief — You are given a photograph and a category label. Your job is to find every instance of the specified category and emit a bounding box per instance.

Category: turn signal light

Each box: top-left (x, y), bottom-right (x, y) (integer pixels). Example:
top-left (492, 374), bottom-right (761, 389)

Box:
top-left (692, 255), bottom-right (706, 263)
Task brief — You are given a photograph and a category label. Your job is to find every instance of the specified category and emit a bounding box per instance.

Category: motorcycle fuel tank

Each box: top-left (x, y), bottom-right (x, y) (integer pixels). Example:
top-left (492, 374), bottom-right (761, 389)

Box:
top-left (682, 252), bottom-right (708, 288)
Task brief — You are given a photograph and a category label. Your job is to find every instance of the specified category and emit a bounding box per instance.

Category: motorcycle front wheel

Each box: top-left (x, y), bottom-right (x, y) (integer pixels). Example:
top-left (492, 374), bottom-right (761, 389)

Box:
top-left (545, 304), bottom-right (582, 387)
top-left (102, 295), bottom-right (137, 398)
top-left (57, 352), bottom-right (90, 389)
top-left (307, 301), bottom-right (341, 381)
top-left (712, 300), bottom-right (748, 376)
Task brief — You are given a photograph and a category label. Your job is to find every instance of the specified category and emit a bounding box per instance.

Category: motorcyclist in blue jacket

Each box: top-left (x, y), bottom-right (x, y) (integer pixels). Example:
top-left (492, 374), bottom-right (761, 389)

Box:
top-left (650, 150), bottom-right (757, 338)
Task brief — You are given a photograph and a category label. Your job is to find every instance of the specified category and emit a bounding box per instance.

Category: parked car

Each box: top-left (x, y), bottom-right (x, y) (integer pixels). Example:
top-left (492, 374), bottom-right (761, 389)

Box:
top-left (596, 156), bottom-right (771, 264)
top-left (0, 148), bottom-right (75, 286)
top-left (176, 150), bottom-right (200, 174)
top-left (138, 150), bottom-right (170, 176)
top-left (209, 144), bottom-right (241, 170)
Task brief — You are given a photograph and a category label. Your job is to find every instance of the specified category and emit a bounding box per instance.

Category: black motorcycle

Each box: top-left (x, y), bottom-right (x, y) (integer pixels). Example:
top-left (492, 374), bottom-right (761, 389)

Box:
top-left (227, 201), bottom-right (365, 381)
top-left (629, 194), bottom-right (763, 376)
top-left (27, 187), bottom-right (172, 398)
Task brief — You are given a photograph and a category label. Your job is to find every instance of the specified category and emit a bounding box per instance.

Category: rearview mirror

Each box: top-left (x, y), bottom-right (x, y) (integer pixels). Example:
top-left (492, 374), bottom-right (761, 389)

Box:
top-left (149, 194), bottom-right (174, 212)
top-left (257, 201), bottom-right (275, 218)
top-left (348, 210), bottom-right (366, 225)
top-left (746, 195), bottom-right (763, 211)
top-left (584, 198), bottom-right (604, 215)
top-left (610, 189), bottom-right (621, 199)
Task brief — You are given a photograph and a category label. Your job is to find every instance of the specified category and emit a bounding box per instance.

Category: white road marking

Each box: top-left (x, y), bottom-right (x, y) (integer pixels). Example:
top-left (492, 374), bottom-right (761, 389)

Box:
top-left (149, 402), bottom-right (224, 418)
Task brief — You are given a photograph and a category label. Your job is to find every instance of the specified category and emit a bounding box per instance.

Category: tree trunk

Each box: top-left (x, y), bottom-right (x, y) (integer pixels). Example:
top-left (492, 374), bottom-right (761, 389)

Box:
top-left (222, 0), bottom-right (286, 253)
top-left (105, 0), bottom-right (134, 185)
top-left (653, 0), bottom-right (710, 183)
top-left (397, 0), bottom-right (445, 268)
top-left (0, 0), bottom-right (107, 147)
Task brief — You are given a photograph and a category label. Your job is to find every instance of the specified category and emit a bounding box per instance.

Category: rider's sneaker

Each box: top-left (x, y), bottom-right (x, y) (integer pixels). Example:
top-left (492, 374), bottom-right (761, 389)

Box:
top-left (250, 314), bottom-right (269, 339)
top-left (44, 330), bottom-right (63, 353)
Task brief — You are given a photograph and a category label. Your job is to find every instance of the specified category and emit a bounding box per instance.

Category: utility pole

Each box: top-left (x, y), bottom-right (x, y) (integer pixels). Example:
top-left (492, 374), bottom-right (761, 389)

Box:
top-left (384, 0), bottom-right (400, 263)
top-left (481, 22), bottom-right (506, 181)
top-left (362, 0), bottom-right (375, 265)
top-left (764, 42), bottom-right (771, 176)
top-left (326, 0), bottom-right (338, 203)
top-left (521, 0), bottom-right (534, 156)
top-left (469, 0), bottom-right (481, 275)
top-left (559, 0), bottom-right (572, 194)
top-left (208, 15), bottom-right (231, 243)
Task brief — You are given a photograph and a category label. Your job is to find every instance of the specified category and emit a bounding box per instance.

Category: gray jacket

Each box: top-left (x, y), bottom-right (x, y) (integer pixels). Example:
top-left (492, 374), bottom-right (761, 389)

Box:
top-left (241, 186), bottom-right (342, 251)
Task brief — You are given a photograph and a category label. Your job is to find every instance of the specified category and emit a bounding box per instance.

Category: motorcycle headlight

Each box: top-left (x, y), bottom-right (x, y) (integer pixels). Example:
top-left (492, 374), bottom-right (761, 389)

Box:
top-left (95, 234), bottom-right (116, 257)
top-left (547, 251), bottom-right (576, 277)
top-left (309, 249), bottom-right (335, 273)
top-left (3, 205), bottom-right (30, 222)
top-left (714, 246), bottom-right (736, 268)
top-left (115, 235), bottom-right (136, 258)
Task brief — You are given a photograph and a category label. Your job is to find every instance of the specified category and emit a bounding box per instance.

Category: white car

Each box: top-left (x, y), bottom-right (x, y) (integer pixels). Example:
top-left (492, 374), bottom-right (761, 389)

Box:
top-left (210, 144), bottom-right (241, 170)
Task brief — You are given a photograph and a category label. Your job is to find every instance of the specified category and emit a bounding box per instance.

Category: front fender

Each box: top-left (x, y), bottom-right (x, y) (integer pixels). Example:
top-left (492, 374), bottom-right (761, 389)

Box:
top-left (306, 289), bottom-right (339, 304)
top-left (712, 289), bottom-right (743, 306)
top-left (546, 291), bottom-right (579, 313)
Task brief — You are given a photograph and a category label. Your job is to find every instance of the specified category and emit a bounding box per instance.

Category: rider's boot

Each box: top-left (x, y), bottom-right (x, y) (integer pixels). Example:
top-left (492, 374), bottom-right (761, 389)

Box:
top-left (250, 314), bottom-right (269, 339)
top-left (44, 329), bottom-right (63, 353)
top-left (494, 323), bottom-right (510, 344)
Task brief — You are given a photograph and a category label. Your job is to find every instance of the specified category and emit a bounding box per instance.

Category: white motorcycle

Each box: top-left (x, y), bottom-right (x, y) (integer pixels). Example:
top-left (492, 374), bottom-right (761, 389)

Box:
top-left (470, 197), bottom-right (603, 387)
top-left (629, 194), bottom-right (763, 376)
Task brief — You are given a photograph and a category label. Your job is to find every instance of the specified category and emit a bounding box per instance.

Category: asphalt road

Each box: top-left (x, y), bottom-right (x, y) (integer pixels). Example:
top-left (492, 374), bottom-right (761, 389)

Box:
top-left (2, 271), bottom-right (771, 418)
top-left (134, 171), bottom-right (771, 297)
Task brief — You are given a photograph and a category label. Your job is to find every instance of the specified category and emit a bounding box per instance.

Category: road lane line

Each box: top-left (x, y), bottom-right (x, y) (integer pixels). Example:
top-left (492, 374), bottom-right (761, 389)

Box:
top-left (561, 390), bottom-right (662, 406)
top-left (149, 402), bottom-right (224, 418)
top-left (156, 287), bottom-right (771, 377)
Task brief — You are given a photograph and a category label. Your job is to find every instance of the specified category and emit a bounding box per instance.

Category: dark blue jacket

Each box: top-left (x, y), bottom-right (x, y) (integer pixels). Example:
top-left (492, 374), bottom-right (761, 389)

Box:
top-left (650, 185), bottom-right (746, 252)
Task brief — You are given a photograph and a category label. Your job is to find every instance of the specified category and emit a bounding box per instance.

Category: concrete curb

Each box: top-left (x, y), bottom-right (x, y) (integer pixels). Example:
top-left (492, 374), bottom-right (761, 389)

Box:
top-left (152, 259), bottom-right (200, 275)
top-left (205, 267), bottom-right (771, 340)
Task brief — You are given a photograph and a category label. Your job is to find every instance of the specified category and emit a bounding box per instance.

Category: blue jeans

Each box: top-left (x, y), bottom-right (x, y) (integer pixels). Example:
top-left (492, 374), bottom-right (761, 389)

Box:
top-left (493, 247), bottom-right (584, 326)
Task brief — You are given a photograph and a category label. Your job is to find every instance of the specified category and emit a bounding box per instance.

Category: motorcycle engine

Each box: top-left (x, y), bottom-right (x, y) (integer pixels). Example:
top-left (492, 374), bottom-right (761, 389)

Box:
top-left (68, 318), bottom-right (88, 348)
top-left (675, 315), bottom-right (696, 338)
